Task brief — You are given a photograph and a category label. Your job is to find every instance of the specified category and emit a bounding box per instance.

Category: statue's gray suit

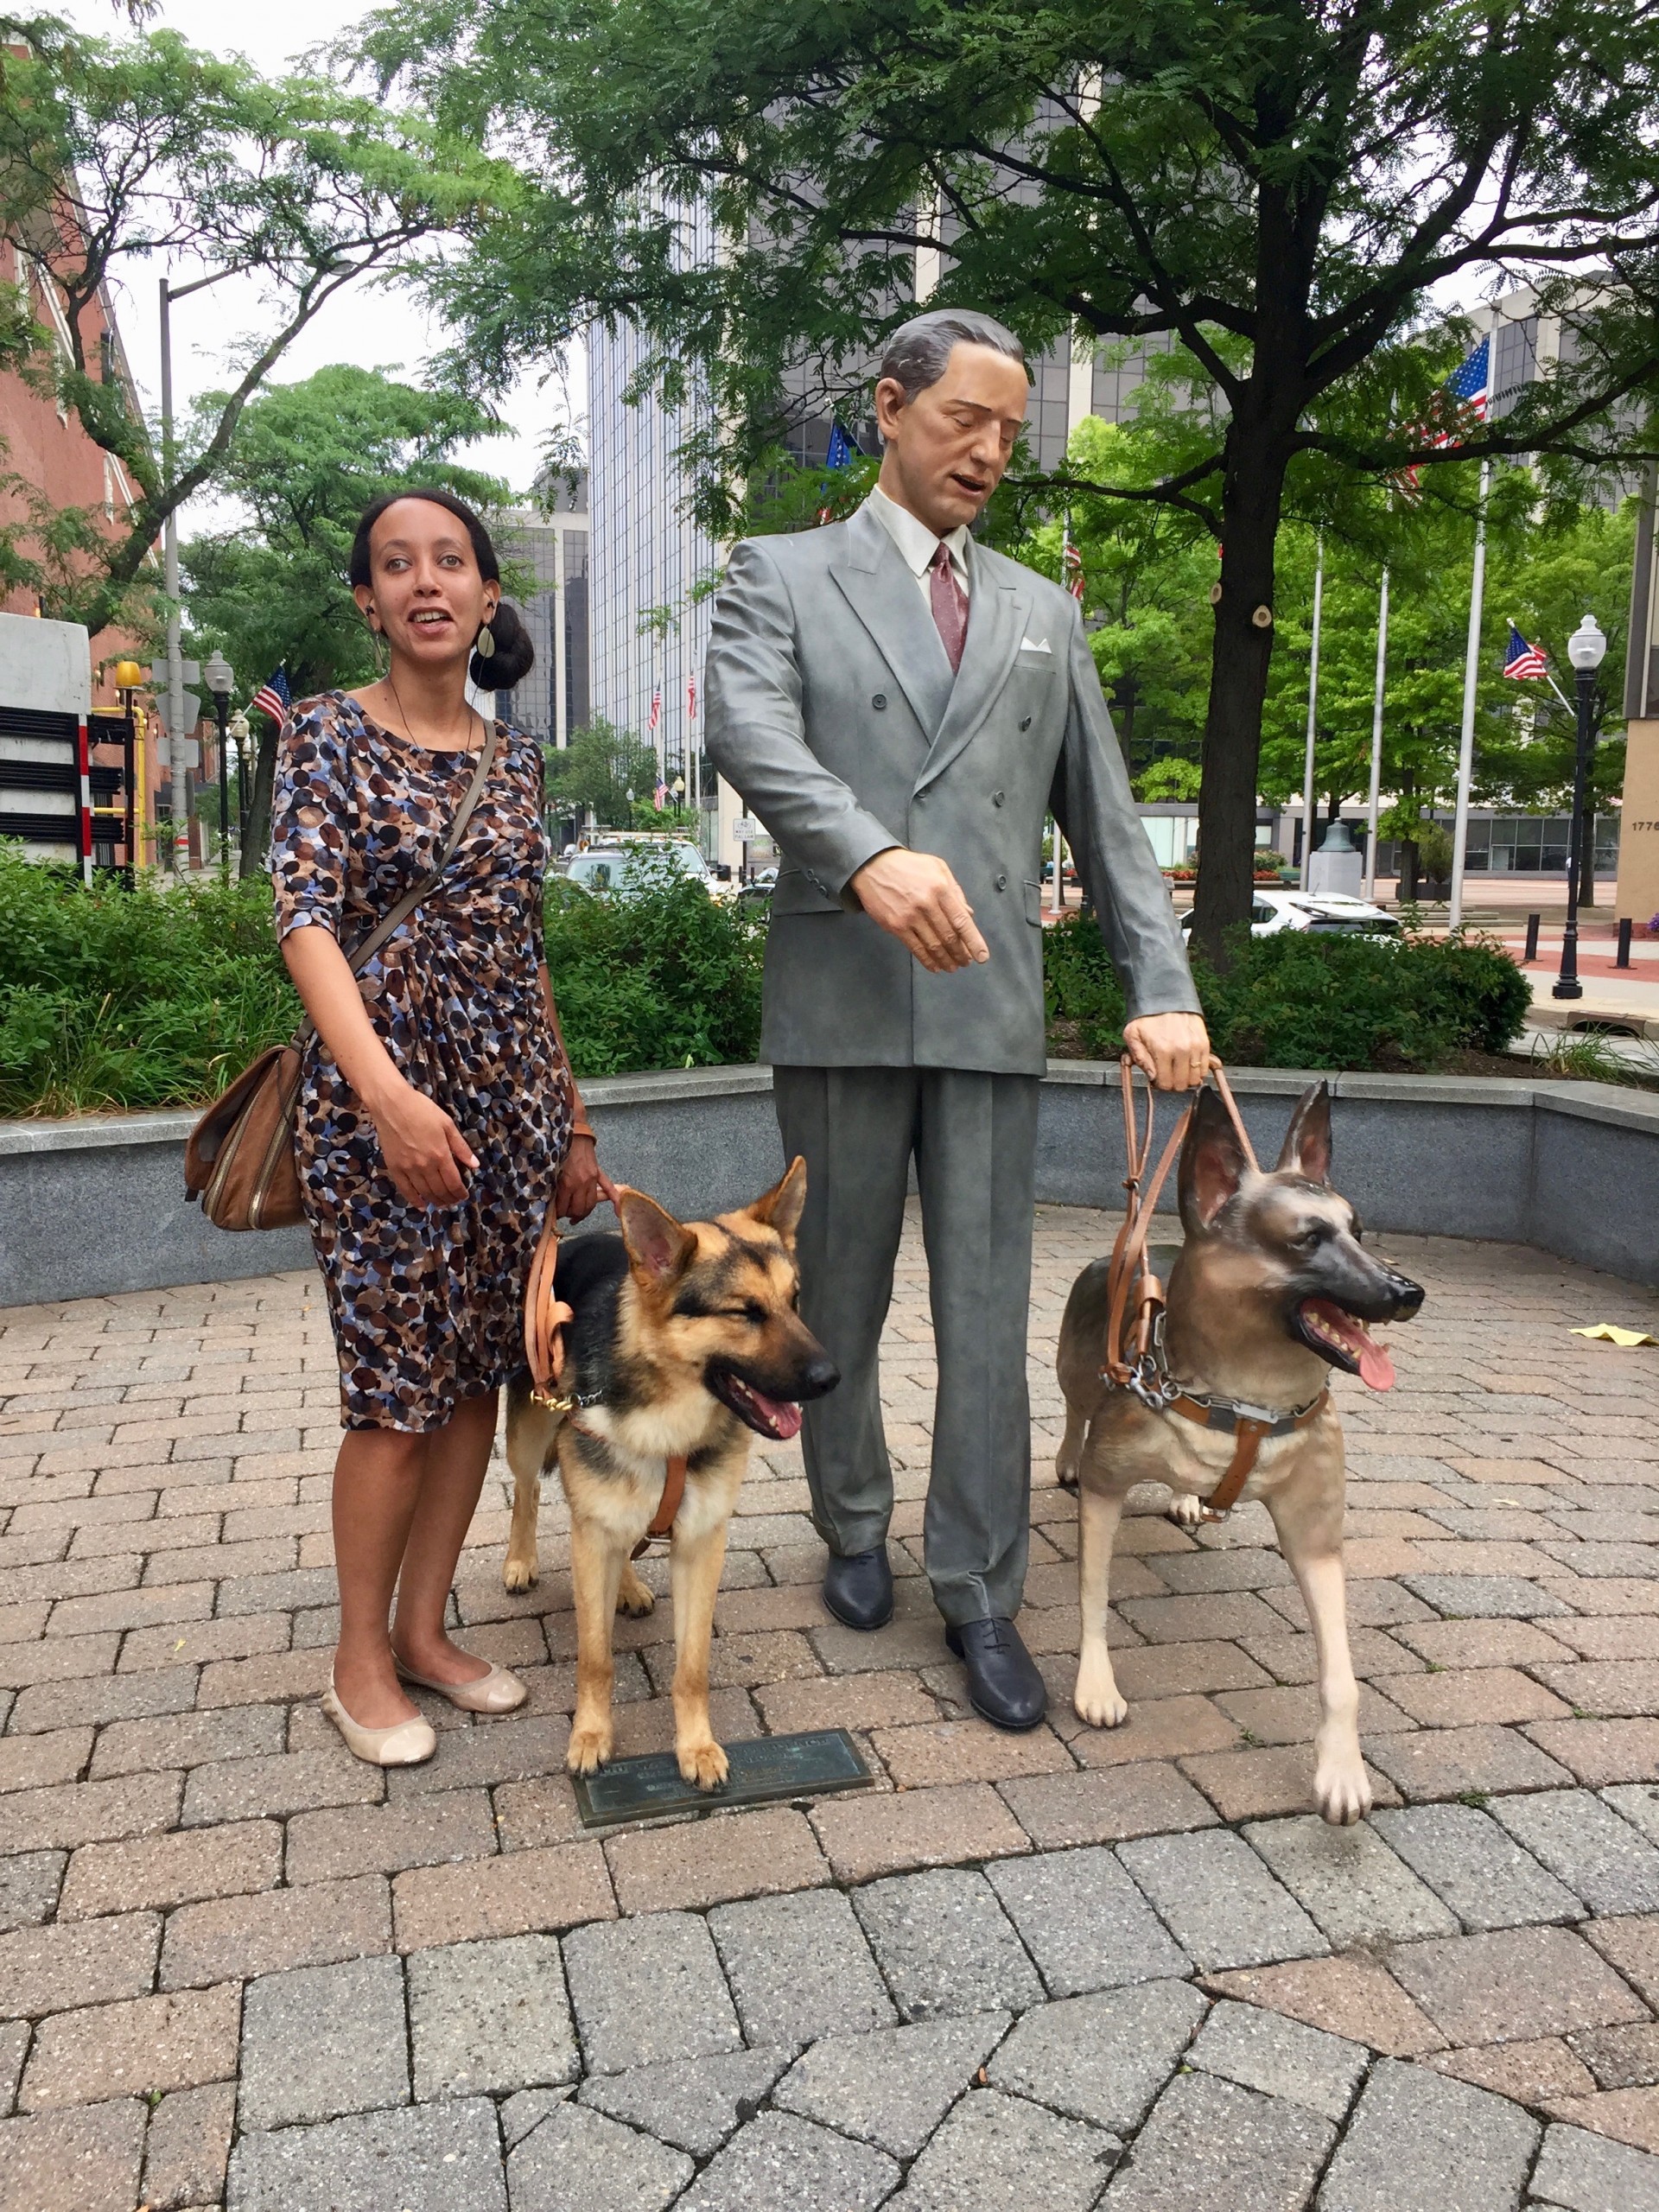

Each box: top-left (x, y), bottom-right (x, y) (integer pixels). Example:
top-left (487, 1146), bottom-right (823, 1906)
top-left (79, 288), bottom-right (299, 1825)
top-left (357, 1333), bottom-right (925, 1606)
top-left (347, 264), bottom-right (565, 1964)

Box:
top-left (705, 499), bottom-right (1198, 1623)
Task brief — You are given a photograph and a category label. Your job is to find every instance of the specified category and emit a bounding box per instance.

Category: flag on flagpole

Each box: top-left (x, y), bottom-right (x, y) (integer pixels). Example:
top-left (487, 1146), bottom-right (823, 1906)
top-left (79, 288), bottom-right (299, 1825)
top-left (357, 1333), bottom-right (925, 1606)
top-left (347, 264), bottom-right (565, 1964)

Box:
top-left (1060, 519), bottom-right (1085, 603)
top-left (1503, 625), bottom-right (1548, 681)
top-left (685, 672), bottom-right (697, 721)
top-left (250, 667), bottom-right (289, 725)
top-left (654, 781), bottom-right (667, 810)
top-left (647, 685), bottom-right (661, 733)
top-left (1396, 335), bottom-right (1491, 500)
top-left (817, 422), bottom-right (856, 524)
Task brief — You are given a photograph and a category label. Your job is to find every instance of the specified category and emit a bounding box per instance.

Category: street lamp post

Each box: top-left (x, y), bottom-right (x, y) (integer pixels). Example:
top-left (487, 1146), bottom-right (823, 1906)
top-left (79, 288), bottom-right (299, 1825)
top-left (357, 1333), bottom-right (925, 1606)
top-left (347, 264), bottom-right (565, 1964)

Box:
top-left (1553, 613), bottom-right (1607, 1001)
top-left (203, 652), bottom-right (234, 882)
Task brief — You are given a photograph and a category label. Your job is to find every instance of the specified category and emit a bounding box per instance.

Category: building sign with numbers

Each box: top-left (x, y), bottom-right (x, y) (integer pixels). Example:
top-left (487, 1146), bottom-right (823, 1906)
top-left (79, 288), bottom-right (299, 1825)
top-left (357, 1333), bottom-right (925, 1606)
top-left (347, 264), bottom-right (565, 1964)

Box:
top-left (732, 817), bottom-right (761, 842)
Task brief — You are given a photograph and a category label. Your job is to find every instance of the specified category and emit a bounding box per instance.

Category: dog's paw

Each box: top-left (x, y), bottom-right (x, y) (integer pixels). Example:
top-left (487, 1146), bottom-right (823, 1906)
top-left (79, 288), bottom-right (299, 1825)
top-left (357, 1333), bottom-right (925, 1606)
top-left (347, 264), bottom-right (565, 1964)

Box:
top-left (1073, 1660), bottom-right (1129, 1730)
top-left (1164, 1491), bottom-right (1205, 1531)
top-left (677, 1738), bottom-right (729, 1790)
top-left (1314, 1746), bottom-right (1373, 1826)
top-left (1055, 1456), bottom-right (1079, 1491)
top-left (566, 1723), bottom-right (613, 1776)
top-left (615, 1567), bottom-right (656, 1618)
top-left (501, 1553), bottom-right (538, 1592)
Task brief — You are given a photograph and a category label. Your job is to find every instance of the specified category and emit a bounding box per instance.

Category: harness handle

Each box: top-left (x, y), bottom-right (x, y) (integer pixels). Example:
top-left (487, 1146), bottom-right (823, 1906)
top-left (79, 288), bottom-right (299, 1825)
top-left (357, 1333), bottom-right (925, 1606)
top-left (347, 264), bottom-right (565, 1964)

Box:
top-left (523, 1211), bottom-right (686, 1558)
top-left (1102, 1055), bottom-right (1256, 1389)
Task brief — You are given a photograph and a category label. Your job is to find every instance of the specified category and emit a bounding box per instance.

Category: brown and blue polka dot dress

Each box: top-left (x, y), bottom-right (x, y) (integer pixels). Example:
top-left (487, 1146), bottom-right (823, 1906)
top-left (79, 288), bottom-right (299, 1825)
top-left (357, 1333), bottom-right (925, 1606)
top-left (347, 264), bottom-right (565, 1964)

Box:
top-left (270, 690), bottom-right (573, 1432)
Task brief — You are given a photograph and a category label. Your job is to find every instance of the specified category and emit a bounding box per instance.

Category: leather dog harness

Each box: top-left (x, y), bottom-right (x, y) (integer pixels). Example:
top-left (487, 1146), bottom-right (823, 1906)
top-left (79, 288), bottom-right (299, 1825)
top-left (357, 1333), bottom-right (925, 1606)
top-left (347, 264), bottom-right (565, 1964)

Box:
top-left (524, 1217), bottom-right (687, 1560)
top-left (1102, 1057), bottom-right (1327, 1521)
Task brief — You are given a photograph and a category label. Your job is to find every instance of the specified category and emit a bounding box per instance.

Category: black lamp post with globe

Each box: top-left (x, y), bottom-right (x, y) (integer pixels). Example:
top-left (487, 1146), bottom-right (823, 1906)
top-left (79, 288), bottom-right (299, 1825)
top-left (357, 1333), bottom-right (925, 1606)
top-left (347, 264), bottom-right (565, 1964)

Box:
top-left (1553, 613), bottom-right (1607, 1001)
top-left (203, 652), bottom-right (234, 883)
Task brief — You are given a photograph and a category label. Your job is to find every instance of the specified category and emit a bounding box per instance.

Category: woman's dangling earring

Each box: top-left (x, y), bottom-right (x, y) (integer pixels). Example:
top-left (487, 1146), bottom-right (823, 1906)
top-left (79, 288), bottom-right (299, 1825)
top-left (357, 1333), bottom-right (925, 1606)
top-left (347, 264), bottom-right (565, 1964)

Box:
top-left (476, 616), bottom-right (496, 662)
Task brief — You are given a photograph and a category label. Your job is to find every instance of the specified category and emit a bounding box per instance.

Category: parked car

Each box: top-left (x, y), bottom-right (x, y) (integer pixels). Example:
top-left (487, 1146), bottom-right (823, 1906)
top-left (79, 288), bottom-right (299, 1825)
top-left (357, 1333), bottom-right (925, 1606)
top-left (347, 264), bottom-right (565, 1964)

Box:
top-left (1181, 890), bottom-right (1400, 938)
top-left (560, 840), bottom-right (713, 897)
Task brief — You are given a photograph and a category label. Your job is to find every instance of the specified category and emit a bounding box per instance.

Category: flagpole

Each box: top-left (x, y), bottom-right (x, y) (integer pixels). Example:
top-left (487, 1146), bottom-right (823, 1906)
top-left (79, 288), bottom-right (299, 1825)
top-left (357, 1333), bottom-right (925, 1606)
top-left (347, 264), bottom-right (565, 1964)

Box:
top-left (1300, 537), bottom-right (1325, 890)
top-left (1364, 568), bottom-right (1389, 903)
top-left (1449, 461), bottom-right (1491, 929)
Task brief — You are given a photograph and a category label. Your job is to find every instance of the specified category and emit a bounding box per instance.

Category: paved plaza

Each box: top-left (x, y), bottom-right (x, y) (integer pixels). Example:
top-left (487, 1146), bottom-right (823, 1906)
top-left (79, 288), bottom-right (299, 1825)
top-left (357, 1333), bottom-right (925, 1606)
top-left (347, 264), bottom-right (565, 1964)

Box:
top-left (4, 1206), bottom-right (1659, 2209)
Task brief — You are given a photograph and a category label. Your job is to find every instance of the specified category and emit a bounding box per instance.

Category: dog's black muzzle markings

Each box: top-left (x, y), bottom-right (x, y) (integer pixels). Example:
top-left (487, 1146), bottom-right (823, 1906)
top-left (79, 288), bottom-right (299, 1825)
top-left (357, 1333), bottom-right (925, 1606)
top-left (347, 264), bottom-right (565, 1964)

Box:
top-left (706, 1350), bottom-right (840, 1441)
top-left (1285, 1243), bottom-right (1425, 1376)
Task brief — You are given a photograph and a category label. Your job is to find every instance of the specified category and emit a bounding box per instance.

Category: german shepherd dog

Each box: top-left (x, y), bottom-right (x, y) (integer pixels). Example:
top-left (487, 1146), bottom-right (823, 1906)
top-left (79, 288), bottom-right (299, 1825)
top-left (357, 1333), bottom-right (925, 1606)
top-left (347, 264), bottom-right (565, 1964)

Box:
top-left (503, 1161), bottom-right (838, 1789)
top-left (1056, 1085), bottom-right (1423, 1824)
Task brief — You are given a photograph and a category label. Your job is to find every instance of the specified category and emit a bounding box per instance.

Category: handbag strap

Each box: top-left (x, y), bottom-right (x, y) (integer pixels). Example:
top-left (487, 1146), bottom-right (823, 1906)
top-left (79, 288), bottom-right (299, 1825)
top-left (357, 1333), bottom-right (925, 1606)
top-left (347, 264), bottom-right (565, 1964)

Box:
top-left (291, 713), bottom-right (501, 1046)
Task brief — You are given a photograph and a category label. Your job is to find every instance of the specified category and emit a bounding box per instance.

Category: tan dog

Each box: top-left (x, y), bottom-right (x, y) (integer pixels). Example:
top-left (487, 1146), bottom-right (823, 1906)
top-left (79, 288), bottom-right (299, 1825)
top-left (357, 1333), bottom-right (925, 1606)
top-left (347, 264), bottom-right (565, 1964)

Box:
top-left (1056, 1085), bottom-right (1423, 1824)
top-left (503, 1162), bottom-right (837, 1788)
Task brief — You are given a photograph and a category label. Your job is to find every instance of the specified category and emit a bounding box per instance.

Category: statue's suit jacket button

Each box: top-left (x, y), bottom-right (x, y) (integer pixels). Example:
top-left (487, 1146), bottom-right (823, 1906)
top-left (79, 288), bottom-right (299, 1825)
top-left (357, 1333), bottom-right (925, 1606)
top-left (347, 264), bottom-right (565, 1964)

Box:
top-left (992, 791), bottom-right (1006, 807)
top-left (1019, 716), bottom-right (1033, 731)
top-left (872, 693), bottom-right (887, 709)
top-left (995, 873), bottom-right (1008, 891)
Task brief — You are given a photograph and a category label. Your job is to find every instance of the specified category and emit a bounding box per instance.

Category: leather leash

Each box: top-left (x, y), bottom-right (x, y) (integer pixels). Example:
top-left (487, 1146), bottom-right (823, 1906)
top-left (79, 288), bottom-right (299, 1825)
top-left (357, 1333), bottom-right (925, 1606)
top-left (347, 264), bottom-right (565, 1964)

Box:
top-left (1101, 1056), bottom-right (1324, 1520)
top-left (524, 1215), bottom-right (686, 1560)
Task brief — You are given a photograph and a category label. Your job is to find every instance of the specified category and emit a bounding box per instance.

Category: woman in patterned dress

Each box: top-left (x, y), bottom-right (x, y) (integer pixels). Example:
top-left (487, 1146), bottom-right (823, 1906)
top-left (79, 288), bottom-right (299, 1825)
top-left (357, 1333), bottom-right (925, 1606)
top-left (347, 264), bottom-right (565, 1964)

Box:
top-left (270, 489), bottom-right (613, 1767)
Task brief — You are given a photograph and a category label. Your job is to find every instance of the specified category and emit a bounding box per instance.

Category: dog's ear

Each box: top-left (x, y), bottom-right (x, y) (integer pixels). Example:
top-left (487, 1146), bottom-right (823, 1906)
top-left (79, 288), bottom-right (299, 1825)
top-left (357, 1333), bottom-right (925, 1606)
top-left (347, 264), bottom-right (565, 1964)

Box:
top-left (747, 1155), bottom-right (808, 1245)
top-left (1275, 1083), bottom-right (1333, 1184)
top-left (1179, 1088), bottom-right (1251, 1233)
top-left (614, 1185), bottom-right (696, 1284)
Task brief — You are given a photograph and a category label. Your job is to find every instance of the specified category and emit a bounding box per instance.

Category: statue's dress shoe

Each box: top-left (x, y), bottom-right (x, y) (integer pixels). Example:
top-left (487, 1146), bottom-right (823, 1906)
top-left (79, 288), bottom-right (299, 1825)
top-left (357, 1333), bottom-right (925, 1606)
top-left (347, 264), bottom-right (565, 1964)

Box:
top-left (945, 1616), bottom-right (1046, 1731)
top-left (823, 1546), bottom-right (893, 1630)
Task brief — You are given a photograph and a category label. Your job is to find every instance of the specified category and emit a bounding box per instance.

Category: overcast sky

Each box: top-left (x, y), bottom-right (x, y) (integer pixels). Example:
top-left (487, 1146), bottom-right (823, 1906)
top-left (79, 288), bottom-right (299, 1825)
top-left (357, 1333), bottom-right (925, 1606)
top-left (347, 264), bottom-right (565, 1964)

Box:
top-left (61, 0), bottom-right (571, 523)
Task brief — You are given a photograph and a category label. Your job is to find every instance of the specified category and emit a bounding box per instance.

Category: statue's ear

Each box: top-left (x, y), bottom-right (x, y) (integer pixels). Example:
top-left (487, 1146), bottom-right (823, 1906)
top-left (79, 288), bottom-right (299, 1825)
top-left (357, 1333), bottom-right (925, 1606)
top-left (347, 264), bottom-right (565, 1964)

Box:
top-left (614, 1186), bottom-right (696, 1283)
top-left (1179, 1088), bottom-right (1251, 1234)
top-left (1275, 1084), bottom-right (1333, 1185)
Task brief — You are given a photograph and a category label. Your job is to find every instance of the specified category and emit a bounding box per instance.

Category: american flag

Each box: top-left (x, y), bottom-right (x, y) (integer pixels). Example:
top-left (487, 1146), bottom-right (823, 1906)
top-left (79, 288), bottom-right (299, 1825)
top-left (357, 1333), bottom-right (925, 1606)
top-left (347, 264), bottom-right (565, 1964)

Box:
top-left (685, 672), bottom-right (697, 721)
top-left (1503, 625), bottom-right (1548, 681)
top-left (646, 684), bottom-right (661, 734)
top-left (1061, 521), bottom-right (1085, 603)
top-left (1395, 336), bottom-right (1491, 500)
top-left (250, 667), bottom-right (289, 725)
top-left (653, 780), bottom-right (667, 810)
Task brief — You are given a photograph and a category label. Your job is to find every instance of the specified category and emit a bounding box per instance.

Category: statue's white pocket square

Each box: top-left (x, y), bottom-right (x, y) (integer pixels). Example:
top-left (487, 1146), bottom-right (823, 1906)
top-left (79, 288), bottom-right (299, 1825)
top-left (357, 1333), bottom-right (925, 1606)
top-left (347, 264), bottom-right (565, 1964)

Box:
top-left (1019, 636), bottom-right (1052, 653)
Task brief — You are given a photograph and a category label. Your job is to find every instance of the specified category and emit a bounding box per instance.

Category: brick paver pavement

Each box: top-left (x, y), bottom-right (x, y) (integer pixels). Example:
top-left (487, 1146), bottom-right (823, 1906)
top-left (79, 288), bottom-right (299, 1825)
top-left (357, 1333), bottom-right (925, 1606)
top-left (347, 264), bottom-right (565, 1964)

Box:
top-left (3, 1206), bottom-right (1659, 2208)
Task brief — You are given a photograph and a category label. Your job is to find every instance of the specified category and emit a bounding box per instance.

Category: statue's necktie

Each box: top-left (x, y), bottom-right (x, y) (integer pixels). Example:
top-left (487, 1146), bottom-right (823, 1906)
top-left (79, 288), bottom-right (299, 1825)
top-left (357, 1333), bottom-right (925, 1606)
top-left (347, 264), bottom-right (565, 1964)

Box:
top-left (930, 542), bottom-right (969, 673)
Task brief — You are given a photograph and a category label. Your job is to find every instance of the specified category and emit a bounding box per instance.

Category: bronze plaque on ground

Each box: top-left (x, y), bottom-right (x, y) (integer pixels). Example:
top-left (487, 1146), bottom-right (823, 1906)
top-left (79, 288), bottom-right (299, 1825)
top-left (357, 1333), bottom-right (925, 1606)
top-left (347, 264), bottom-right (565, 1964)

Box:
top-left (572, 1726), bottom-right (872, 1828)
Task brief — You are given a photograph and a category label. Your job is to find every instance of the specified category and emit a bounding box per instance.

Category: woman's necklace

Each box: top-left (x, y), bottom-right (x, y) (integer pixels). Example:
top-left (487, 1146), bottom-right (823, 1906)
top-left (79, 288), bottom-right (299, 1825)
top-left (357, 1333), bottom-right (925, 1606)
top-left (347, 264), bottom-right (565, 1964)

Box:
top-left (385, 672), bottom-right (481, 754)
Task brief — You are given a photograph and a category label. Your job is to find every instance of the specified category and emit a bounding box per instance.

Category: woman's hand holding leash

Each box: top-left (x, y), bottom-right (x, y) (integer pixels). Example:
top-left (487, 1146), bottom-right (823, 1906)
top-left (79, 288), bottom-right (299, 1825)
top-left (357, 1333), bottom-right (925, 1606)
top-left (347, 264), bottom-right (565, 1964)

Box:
top-left (1123, 1012), bottom-right (1212, 1092)
top-left (556, 1133), bottom-right (617, 1224)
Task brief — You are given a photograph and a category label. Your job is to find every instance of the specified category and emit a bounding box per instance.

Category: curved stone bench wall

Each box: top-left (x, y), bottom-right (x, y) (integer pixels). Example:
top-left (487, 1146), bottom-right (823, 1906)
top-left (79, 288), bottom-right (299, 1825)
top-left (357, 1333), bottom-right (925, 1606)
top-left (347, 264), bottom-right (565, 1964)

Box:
top-left (1, 1063), bottom-right (1655, 1307)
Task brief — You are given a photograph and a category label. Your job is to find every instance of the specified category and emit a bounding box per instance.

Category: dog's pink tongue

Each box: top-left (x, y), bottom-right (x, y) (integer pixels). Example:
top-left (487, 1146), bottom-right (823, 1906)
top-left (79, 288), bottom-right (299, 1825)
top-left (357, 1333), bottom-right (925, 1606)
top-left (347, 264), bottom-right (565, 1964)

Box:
top-left (1356, 1334), bottom-right (1395, 1391)
top-left (755, 1393), bottom-right (803, 1440)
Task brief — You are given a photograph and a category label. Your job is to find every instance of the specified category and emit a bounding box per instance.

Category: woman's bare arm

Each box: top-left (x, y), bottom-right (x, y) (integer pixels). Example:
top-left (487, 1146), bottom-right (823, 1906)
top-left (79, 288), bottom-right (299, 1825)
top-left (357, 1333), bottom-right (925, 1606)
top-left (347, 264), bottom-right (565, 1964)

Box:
top-left (282, 927), bottom-right (476, 1207)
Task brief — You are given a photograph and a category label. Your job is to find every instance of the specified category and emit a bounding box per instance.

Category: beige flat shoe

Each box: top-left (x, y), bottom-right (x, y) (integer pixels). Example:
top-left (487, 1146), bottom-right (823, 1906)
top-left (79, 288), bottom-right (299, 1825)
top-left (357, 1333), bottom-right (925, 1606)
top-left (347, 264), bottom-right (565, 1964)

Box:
top-left (395, 1657), bottom-right (529, 1715)
top-left (322, 1672), bottom-right (437, 1767)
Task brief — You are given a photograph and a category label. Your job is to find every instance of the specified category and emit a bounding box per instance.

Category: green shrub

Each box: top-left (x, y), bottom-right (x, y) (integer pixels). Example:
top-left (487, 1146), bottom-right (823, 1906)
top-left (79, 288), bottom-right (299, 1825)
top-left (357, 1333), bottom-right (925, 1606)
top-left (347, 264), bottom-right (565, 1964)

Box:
top-left (1043, 911), bottom-right (1530, 1071)
top-left (542, 858), bottom-right (766, 1075)
top-left (0, 849), bottom-right (301, 1116)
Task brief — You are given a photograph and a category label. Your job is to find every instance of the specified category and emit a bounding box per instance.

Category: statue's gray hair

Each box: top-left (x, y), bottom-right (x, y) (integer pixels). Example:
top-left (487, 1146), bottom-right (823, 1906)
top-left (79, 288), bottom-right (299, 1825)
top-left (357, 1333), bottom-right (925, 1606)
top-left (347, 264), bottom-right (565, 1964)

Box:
top-left (876, 310), bottom-right (1027, 408)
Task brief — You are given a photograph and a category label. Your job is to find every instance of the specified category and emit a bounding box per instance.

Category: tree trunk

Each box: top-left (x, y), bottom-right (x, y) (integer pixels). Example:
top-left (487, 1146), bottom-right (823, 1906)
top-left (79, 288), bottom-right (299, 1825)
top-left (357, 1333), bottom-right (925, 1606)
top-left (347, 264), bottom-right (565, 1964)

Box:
top-left (1190, 448), bottom-right (1285, 964)
top-left (239, 722), bottom-right (278, 881)
top-left (1396, 770), bottom-right (1419, 902)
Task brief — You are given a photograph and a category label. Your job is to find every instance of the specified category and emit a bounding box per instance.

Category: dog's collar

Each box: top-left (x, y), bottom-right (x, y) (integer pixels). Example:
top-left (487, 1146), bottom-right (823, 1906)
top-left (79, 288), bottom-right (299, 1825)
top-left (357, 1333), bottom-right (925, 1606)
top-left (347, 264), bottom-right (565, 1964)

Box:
top-left (1110, 1319), bottom-right (1328, 1520)
top-left (528, 1381), bottom-right (607, 1414)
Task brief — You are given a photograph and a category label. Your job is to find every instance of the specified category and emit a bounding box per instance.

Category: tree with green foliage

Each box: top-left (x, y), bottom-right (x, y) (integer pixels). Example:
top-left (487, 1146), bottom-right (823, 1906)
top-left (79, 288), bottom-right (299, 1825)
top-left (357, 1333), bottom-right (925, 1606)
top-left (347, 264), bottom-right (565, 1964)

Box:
top-left (181, 364), bottom-right (512, 874)
top-left (543, 721), bottom-right (670, 831)
top-left (363, 0), bottom-right (1659, 953)
top-left (0, 22), bottom-right (498, 639)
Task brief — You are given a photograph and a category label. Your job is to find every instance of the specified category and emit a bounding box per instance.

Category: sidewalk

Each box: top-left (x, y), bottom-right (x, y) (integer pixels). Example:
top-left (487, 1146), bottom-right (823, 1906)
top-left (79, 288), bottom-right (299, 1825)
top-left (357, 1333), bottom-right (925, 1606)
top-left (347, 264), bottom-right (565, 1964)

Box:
top-left (4, 1207), bottom-right (1659, 2209)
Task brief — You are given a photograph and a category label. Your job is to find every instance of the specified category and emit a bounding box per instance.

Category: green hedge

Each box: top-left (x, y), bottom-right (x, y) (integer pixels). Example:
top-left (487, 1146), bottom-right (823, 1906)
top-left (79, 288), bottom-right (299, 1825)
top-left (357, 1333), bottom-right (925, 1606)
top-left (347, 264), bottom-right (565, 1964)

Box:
top-left (0, 854), bottom-right (301, 1117)
top-left (1044, 910), bottom-right (1531, 1070)
top-left (0, 846), bottom-right (1530, 1117)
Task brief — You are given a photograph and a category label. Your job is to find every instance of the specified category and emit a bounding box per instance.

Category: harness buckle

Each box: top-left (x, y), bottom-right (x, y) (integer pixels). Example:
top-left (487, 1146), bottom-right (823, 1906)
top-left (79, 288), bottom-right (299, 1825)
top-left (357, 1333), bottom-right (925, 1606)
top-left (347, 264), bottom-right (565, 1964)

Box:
top-left (1124, 1353), bottom-right (1180, 1414)
top-left (530, 1385), bottom-right (579, 1414)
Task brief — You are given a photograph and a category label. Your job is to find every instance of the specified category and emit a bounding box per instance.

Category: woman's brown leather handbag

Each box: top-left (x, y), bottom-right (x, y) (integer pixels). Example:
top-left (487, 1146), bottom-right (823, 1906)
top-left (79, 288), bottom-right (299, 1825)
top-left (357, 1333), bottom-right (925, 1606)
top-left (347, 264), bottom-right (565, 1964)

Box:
top-left (184, 724), bottom-right (499, 1233)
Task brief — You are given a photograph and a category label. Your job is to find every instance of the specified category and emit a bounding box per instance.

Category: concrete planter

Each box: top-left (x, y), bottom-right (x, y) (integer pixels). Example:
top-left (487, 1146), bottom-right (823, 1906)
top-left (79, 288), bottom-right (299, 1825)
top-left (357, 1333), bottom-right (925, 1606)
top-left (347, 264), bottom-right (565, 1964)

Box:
top-left (2, 1061), bottom-right (1656, 1308)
